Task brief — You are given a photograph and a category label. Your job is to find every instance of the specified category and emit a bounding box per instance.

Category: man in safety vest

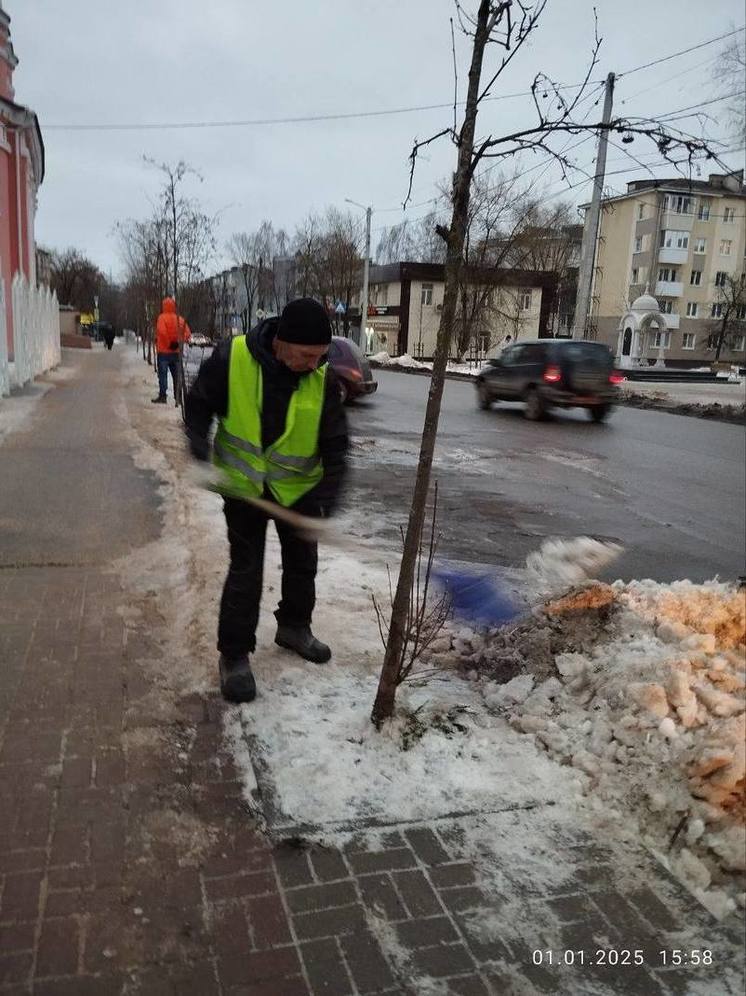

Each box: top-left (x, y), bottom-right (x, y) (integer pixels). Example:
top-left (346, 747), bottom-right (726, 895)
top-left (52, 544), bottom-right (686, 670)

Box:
top-left (184, 298), bottom-right (348, 703)
top-left (152, 297), bottom-right (191, 405)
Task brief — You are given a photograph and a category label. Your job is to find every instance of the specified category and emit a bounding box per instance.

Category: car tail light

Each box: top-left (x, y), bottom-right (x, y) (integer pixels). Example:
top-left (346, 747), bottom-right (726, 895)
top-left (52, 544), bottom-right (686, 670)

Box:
top-left (345, 366), bottom-right (362, 380)
top-left (543, 365), bottom-right (562, 383)
top-left (609, 371), bottom-right (625, 384)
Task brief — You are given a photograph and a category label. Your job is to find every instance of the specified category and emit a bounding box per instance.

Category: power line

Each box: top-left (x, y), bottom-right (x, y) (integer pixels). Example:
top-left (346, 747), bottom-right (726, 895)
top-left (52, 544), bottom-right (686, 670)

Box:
top-left (616, 26), bottom-right (744, 79)
top-left (43, 28), bottom-right (744, 133)
top-left (654, 90), bottom-right (746, 121)
top-left (618, 52), bottom-right (721, 105)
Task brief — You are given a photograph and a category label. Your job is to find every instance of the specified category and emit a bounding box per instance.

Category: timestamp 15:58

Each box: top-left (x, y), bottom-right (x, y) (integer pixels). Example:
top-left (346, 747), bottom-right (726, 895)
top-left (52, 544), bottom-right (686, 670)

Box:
top-left (532, 950), bottom-right (714, 967)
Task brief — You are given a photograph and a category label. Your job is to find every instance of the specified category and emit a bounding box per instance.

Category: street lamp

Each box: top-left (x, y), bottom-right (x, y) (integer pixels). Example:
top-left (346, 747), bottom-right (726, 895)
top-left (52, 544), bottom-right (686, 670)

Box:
top-left (345, 198), bottom-right (372, 353)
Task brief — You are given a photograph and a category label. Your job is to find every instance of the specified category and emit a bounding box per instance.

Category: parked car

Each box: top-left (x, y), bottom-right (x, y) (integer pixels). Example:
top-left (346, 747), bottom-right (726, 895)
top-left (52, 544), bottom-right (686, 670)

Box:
top-left (475, 339), bottom-right (623, 422)
top-left (328, 336), bottom-right (377, 403)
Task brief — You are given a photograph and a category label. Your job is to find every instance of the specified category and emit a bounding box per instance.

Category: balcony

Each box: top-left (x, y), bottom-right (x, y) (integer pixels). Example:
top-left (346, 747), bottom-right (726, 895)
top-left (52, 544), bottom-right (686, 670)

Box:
top-left (658, 247), bottom-right (688, 265)
top-left (657, 313), bottom-right (680, 329)
top-left (660, 211), bottom-right (694, 232)
top-left (655, 280), bottom-right (683, 298)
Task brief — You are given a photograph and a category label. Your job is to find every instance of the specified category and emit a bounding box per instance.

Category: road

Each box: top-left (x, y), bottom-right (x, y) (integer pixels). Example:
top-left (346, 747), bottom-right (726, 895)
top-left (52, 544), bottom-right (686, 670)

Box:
top-left (345, 369), bottom-right (746, 583)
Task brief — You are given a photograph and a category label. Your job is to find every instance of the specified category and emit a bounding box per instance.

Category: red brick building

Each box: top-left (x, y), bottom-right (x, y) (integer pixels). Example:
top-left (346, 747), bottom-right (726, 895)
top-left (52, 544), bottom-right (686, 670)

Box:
top-left (0, 1), bottom-right (44, 354)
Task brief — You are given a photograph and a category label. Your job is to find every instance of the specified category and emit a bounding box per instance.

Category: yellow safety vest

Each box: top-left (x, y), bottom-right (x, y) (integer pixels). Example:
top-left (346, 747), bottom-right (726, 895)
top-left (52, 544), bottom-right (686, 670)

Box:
top-left (213, 336), bottom-right (325, 506)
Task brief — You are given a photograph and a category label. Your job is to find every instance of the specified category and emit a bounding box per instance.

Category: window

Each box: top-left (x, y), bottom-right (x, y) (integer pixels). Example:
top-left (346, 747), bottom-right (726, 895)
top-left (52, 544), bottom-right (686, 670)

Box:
top-left (501, 345), bottom-right (524, 365)
top-left (658, 267), bottom-right (678, 282)
top-left (420, 283), bottom-right (433, 305)
top-left (683, 333), bottom-right (696, 349)
top-left (723, 207), bottom-right (736, 223)
top-left (660, 230), bottom-right (689, 249)
top-left (697, 200), bottom-right (711, 221)
top-left (720, 240), bottom-right (733, 256)
top-left (637, 204), bottom-right (645, 220)
top-left (711, 303), bottom-right (723, 318)
top-left (715, 271), bottom-right (728, 287)
top-left (690, 270), bottom-right (702, 285)
top-left (686, 302), bottom-right (698, 318)
top-left (733, 335), bottom-right (745, 351)
top-left (519, 290), bottom-right (532, 311)
top-left (663, 194), bottom-right (693, 214)
top-left (693, 238), bottom-right (707, 254)
top-left (521, 343), bottom-right (544, 362)
top-left (652, 330), bottom-right (671, 348)
top-left (631, 268), bottom-right (639, 284)
top-left (378, 284), bottom-right (388, 306)
top-left (478, 332), bottom-right (490, 353)
top-left (634, 235), bottom-right (643, 253)
top-left (737, 305), bottom-right (746, 320)
top-left (659, 300), bottom-right (675, 314)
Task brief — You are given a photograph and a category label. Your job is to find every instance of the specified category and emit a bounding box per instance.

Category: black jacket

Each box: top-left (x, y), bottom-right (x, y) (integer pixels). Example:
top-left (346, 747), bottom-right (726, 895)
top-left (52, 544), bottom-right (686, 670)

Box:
top-left (184, 320), bottom-right (348, 515)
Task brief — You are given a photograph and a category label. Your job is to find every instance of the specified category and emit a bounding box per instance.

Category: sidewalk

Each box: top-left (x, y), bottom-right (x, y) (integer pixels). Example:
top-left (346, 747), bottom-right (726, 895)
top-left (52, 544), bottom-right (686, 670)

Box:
top-left (1, 347), bottom-right (743, 995)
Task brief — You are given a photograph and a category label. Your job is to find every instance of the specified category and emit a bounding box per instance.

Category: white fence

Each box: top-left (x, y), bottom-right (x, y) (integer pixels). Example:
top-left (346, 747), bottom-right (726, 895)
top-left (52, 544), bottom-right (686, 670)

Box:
top-left (0, 274), bottom-right (61, 397)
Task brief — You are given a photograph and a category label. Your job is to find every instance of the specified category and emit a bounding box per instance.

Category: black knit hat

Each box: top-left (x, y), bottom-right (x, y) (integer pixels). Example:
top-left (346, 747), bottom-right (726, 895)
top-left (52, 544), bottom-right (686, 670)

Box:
top-left (276, 298), bottom-right (332, 345)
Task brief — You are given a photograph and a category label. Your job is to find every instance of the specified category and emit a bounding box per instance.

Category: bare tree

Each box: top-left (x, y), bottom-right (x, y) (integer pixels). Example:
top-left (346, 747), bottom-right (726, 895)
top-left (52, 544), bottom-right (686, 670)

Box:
top-left (371, 0), bottom-right (723, 725)
top-left (226, 232), bottom-right (261, 331)
top-left (376, 206), bottom-right (449, 265)
top-left (118, 159), bottom-right (215, 374)
top-left (290, 210), bottom-right (363, 332)
top-left (47, 248), bottom-right (104, 312)
top-left (712, 34), bottom-right (746, 143)
top-left (706, 273), bottom-right (746, 361)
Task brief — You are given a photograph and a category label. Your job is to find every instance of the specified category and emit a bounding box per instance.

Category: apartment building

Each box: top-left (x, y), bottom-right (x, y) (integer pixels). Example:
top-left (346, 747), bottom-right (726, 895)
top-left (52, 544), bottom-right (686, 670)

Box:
top-left (363, 262), bottom-right (557, 359)
top-left (585, 171), bottom-right (746, 366)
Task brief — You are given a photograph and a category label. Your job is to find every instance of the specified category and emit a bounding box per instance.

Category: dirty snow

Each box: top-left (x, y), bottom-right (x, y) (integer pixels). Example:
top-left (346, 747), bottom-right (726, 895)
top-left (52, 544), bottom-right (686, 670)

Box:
top-left (467, 578), bottom-right (746, 919)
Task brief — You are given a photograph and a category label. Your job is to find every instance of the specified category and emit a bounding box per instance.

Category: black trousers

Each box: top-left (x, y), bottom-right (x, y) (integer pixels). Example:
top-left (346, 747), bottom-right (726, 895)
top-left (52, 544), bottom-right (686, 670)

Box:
top-left (217, 497), bottom-right (318, 658)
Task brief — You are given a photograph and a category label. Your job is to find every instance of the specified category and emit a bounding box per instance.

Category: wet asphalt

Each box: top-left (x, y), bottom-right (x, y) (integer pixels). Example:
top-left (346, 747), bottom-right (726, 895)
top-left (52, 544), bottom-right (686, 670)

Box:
top-left (344, 369), bottom-right (746, 584)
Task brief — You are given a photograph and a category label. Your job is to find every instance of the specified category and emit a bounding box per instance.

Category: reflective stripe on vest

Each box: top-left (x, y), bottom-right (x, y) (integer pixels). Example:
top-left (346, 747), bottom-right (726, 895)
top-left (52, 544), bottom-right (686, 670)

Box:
top-left (213, 336), bottom-right (326, 506)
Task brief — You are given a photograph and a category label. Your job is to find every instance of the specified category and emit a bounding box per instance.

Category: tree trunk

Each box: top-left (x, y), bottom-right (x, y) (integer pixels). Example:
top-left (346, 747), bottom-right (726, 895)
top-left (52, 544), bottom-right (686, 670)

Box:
top-left (372, 0), bottom-right (491, 725)
top-left (714, 317), bottom-right (727, 361)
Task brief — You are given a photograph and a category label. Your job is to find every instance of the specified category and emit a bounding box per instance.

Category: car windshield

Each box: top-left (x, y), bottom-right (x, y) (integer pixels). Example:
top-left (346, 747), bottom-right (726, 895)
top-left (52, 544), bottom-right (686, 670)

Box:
top-left (555, 342), bottom-right (612, 368)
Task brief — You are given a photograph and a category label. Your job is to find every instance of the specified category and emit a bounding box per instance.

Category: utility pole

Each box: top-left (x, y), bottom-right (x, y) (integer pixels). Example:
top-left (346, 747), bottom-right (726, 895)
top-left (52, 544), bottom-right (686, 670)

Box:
top-left (360, 207), bottom-right (372, 353)
top-left (573, 72), bottom-right (615, 339)
top-left (346, 199), bottom-right (372, 352)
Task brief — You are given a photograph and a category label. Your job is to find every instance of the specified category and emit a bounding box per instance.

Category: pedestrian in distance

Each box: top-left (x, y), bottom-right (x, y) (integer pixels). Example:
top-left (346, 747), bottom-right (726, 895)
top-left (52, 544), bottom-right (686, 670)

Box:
top-left (184, 298), bottom-right (348, 703)
top-left (102, 323), bottom-right (115, 350)
top-left (151, 297), bottom-right (191, 406)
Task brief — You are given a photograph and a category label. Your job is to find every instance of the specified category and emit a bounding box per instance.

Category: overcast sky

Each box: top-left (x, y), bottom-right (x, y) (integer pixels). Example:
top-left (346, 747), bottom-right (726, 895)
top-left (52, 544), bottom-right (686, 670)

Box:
top-left (9, 0), bottom-right (744, 279)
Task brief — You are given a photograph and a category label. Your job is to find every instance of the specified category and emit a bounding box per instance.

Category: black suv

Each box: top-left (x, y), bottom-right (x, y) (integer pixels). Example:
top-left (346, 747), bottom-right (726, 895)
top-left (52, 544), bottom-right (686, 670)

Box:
top-left (475, 339), bottom-right (622, 422)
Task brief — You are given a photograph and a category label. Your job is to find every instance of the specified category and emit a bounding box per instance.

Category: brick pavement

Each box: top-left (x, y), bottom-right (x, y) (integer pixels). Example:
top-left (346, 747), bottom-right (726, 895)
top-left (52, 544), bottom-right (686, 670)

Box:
top-left (2, 560), bottom-right (743, 994)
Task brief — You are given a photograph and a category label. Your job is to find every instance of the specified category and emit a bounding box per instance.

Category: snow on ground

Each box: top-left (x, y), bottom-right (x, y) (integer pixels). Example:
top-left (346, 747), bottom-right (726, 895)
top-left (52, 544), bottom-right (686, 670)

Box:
top-left (622, 380), bottom-right (746, 408)
top-left (117, 340), bottom-right (744, 921)
top-left (445, 579), bottom-right (746, 919)
top-left (369, 351), bottom-right (482, 376)
top-left (0, 354), bottom-right (78, 444)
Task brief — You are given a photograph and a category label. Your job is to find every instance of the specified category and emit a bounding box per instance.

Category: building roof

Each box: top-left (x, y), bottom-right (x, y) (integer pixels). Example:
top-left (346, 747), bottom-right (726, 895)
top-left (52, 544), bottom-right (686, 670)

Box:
top-left (581, 170), bottom-right (745, 210)
top-left (0, 94), bottom-right (45, 183)
top-left (369, 260), bottom-right (559, 289)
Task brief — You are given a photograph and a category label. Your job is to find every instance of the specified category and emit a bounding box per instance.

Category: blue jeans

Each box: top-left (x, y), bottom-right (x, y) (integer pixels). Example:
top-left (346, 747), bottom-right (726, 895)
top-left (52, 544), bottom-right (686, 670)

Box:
top-left (156, 352), bottom-right (180, 399)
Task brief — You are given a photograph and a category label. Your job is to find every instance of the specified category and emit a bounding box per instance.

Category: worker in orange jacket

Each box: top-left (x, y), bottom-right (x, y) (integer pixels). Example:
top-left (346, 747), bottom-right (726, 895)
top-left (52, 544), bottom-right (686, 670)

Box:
top-left (152, 297), bottom-right (191, 405)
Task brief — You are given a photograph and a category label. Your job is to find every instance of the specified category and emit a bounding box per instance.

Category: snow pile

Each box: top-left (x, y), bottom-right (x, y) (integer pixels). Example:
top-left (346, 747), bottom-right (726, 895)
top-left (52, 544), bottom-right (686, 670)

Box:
top-left (480, 578), bottom-right (746, 918)
top-left (393, 352), bottom-right (428, 369)
top-left (368, 351), bottom-right (394, 365)
top-left (526, 536), bottom-right (623, 593)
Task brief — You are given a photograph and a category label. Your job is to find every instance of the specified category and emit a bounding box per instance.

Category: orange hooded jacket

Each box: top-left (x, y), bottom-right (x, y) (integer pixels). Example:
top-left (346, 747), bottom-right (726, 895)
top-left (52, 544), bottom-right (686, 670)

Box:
top-left (156, 298), bottom-right (191, 354)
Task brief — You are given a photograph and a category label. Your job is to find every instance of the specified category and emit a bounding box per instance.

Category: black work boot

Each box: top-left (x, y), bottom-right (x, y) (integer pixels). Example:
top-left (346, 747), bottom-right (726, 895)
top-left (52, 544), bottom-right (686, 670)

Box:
top-left (151, 395), bottom-right (167, 404)
top-left (275, 625), bottom-right (331, 663)
top-left (219, 655), bottom-right (256, 703)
